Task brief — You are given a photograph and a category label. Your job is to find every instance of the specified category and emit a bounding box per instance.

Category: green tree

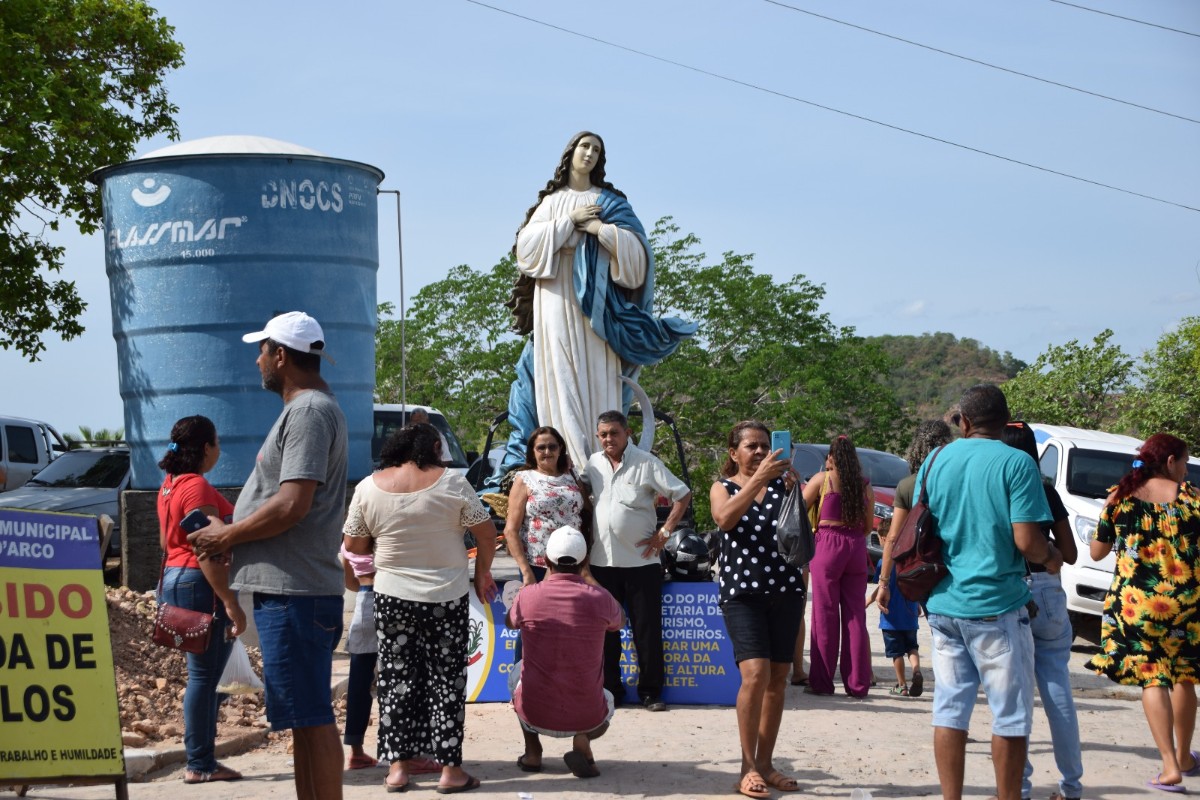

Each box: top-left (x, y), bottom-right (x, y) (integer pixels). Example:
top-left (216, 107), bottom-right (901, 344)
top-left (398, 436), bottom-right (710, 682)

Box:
top-left (644, 220), bottom-right (907, 522)
top-left (1, 0), bottom-right (185, 359)
top-left (1002, 330), bottom-right (1134, 429)
top-left (869, 332), bottom-right (1026, 419)
top-left (1122, 316), bottom-right (1200, 449)
top-left (63, 425), bottom-right (124, 444)
top-left (375, 219), bottom-right (909, 525)
top-left (375, 256), bottom-right (523, 453)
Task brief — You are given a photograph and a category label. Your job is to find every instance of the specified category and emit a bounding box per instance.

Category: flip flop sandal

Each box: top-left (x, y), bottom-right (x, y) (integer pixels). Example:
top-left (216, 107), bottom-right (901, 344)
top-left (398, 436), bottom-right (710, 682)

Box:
top-left (910, 671), bottom-right (925, 697)
top-left (1183, 751), bottom-right (1200, 777)
top-left (436, 775), bottom-right (481, 794)
top-left (183, 764), bottom-right (242, 783)
top-left (563, 750), bottom-right (600, 778)
top-left (763, 770), bottom-right (801, 792)
top-left (736, 771), bottom-right (771, 799)
top-left (1148, 775), bottom-right (1188, 794)
top-left (516, 754), bottom-right (543, 773)
top-left (790, 676), bottom-right (809, 686)
top-left (889, 684), bottom-right (909, 696)
top-left (385, 780), bottom-right (410, 793)
top-left (348, 754), bottom-right (379, 770)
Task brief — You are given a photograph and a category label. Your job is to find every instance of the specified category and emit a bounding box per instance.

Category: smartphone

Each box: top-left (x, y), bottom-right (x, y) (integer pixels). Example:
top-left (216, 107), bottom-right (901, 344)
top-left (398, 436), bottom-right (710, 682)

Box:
top-left (770, 430), bottom-right (791, 461)
top-left (180, 508), bottom-right (211, 533)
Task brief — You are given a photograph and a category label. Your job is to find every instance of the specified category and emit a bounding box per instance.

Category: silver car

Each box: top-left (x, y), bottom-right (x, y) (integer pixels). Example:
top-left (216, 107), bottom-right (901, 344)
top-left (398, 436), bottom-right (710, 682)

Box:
top-left (0, 446), bottom-right (130, 556)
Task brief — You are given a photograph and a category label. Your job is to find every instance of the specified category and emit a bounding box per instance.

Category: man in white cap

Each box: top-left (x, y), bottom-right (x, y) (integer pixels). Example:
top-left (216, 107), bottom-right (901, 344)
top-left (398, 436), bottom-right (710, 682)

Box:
top-left (505, 525), bottom-right (625, 779)
top-left (189, 310), bottom-right (348, 799)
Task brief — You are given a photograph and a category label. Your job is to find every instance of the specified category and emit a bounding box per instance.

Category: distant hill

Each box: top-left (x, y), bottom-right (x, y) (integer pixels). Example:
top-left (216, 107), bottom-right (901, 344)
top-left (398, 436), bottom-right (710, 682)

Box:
top-left (867, 333), bottom-right (1027, 420)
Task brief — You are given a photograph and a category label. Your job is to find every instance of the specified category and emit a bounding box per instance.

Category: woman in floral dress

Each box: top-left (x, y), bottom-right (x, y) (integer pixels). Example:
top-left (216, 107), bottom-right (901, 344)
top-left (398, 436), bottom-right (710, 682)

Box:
top-left (503, 426), bottom-right (593, 587)
top-left (1088, 433), bottom-right (1200, 793)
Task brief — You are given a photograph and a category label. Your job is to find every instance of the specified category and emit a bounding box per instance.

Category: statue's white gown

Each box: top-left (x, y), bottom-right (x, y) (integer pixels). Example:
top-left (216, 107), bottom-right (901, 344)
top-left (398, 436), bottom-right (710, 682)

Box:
top-left (515, 187), bottom-right (648, 466)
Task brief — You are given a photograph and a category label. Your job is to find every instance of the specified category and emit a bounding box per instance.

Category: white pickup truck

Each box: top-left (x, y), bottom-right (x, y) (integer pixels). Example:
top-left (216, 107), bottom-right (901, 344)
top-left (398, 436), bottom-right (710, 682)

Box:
top-left (1030, 424), bottom-right (1200, 636)
top-left (0, 416), bottom-right (67, 492)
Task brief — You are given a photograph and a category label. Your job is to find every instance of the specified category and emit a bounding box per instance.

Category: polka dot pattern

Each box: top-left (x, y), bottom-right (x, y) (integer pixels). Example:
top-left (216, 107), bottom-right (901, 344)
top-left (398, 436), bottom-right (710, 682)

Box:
top-left (373, 592), bottom-right (469, 766)
top-left (716, 477), bottom-right (804, 605)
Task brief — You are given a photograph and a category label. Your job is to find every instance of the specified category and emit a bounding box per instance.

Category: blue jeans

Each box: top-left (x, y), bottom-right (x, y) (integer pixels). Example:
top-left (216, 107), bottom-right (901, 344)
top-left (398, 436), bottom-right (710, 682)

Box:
top-left (160, 566), bottom-right (232, 773)
top-left (1022, 573), bottom-right (1083, 800)
top-left (253, 593), bottom-right (343, 731)
top-left (929, 607), bottom-right (1035, 737)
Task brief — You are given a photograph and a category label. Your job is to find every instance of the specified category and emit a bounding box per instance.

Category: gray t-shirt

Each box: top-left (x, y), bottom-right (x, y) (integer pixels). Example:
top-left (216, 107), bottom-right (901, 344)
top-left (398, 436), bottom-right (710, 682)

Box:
top-left (231, 389), bottom-right (348, 596)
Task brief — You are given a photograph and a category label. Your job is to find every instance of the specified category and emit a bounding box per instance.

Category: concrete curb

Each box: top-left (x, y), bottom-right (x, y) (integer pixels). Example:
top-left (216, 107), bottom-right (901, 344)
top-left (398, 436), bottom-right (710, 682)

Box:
top-left (126, 729), bottom-right (270, 781)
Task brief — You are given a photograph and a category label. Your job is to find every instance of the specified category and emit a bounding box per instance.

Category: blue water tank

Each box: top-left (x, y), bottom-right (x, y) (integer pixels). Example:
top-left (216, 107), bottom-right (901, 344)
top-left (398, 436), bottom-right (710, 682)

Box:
top-left (91, 135), bottom-right (384, 489)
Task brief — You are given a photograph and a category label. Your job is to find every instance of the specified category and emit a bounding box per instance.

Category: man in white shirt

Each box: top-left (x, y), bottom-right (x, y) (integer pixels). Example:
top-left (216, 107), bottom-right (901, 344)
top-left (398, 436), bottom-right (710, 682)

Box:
top-left (584, 410), bottom-right (691, 712)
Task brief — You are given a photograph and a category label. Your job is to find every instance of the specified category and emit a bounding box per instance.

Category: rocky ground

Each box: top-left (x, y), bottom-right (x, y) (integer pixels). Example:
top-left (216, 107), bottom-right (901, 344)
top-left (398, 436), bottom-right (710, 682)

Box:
top-left (104, 587), bottom-right (281, 750)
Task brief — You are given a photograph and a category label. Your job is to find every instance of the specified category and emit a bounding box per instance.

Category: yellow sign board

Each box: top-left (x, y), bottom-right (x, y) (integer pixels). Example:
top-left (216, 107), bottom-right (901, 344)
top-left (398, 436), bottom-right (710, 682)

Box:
top-left (0, 508), bottom-right (124, 780)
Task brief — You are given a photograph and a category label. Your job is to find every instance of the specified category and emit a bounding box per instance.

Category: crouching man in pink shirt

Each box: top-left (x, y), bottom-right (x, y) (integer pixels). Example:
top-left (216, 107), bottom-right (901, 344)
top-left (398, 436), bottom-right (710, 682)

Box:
top-left (506, 525), bottom-right (626, 778)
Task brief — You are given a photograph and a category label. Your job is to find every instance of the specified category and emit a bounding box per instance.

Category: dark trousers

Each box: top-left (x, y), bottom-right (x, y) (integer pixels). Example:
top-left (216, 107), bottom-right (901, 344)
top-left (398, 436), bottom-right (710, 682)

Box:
top-left (591, 563), bottom-right (664, 702)
top-left (343, 652), bottom-right (377, 746)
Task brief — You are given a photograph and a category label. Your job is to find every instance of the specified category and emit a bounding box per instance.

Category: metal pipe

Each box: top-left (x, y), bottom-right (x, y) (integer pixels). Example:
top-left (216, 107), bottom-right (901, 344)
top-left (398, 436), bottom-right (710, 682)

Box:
top-left (377, 189), bottom-right (405, 409)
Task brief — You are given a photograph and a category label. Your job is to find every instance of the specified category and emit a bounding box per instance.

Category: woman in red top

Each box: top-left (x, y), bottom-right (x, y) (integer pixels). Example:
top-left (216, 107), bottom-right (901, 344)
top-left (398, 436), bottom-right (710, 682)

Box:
top-left (157, 415), bottom-right (246, 783)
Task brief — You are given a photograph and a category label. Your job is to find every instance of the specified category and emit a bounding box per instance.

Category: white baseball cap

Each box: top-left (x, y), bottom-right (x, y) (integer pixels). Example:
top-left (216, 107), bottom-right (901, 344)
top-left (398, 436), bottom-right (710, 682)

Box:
top-left (242, 311), bottom-right (335, 363)
top-left (546, 525), bottom-right (588, 565)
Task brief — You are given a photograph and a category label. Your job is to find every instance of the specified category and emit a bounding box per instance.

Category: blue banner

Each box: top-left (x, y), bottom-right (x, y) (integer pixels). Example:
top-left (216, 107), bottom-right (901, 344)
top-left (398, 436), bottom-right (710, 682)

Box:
top-left (0, 509), bottom-right (100, 571)
top-left (466, 580), bottom-right (738, 706)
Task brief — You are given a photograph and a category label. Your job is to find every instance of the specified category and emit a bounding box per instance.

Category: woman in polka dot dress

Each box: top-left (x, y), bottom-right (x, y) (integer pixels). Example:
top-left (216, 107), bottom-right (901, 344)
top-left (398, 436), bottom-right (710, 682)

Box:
top-left (710, 421), bottom-right (805, 798)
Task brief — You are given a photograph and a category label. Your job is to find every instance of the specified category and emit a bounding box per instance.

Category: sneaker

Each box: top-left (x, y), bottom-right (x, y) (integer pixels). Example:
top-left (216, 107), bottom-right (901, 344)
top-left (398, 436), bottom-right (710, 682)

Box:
top-left (641, 696), bottom-right (668, 712)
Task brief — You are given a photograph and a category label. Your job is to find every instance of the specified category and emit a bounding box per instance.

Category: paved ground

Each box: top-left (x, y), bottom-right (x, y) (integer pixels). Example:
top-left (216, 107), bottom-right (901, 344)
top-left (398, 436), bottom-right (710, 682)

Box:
top-left (7, 555), bottom-right (1179, 800)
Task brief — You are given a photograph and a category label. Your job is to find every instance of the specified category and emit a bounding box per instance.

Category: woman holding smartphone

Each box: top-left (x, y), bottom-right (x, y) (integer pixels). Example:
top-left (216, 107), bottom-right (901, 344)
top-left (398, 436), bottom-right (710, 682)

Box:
top-left (711, 421), bottom-right (805, 797)
top-left (157, 415), bottom-right (246, 784)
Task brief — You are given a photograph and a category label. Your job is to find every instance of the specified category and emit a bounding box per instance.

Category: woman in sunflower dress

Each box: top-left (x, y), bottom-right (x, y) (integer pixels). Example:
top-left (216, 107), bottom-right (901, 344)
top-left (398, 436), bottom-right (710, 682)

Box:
top-left (1087, 433), bottom-right (1200, 793)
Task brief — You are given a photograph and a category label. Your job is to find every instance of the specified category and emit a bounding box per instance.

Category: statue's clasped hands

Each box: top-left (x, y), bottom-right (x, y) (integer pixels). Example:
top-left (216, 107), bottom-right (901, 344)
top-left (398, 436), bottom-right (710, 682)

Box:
top-left (570, 204), bottom-right (603, 235)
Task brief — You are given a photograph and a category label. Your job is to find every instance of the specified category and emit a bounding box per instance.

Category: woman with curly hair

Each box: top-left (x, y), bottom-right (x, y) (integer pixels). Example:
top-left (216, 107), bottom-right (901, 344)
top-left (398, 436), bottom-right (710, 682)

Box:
top-left (1087, 433), bottom-right (1200, 794)
top-left (803, 435), bottom-right (875, 697)
top-left (343, 423), bottom-right (498, 793)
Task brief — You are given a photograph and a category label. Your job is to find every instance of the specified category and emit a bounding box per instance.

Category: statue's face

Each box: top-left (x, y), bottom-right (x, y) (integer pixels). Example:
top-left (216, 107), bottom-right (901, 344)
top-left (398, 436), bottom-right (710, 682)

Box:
top-left (571, 135), bottom-right (603, 175)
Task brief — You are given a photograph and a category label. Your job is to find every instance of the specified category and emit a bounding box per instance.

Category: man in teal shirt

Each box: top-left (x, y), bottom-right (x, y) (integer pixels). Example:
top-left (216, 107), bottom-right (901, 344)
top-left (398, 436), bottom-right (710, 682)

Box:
top-left (914, 384), bottom-right (1062, 800)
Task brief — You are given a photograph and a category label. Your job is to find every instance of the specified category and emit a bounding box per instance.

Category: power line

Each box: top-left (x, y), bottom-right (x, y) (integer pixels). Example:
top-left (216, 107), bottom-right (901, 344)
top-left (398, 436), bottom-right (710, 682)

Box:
top-left (761, 0), bottom-right (1198, 125)
top-left (463, 0), bottom-right (1199, 214)
top-left (1049, 0), bottom-right (1200, 39)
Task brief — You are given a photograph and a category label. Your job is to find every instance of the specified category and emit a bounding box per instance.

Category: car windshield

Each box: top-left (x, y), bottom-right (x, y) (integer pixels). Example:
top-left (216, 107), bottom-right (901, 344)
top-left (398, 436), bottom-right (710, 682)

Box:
top-left (372, 411), bottom-right (468, 468)
top-left (26, 451), bottom-right (128, 488)
top-left (791, 445), bottom-right (910, 488)
top-left (1066, 448), bottom-right (1134, 499)
top-left (858, 451), bottom-right (911, 489)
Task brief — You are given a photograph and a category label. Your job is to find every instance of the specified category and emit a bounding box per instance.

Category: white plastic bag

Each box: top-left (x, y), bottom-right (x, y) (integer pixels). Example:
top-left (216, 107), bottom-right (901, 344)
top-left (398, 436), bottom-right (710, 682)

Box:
top-left (217, 638), bottom-right (264, 694)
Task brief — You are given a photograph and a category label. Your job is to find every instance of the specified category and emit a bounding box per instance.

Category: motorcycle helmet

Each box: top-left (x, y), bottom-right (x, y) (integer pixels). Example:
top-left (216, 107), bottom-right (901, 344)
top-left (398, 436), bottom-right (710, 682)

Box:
top-left (661, 527), bottom-right (715, 582)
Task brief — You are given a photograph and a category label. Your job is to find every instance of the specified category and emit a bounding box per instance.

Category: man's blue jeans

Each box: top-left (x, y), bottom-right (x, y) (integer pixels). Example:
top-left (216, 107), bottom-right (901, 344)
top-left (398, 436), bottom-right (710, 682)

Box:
top-left (928, 606), bottom-right (1035, 737)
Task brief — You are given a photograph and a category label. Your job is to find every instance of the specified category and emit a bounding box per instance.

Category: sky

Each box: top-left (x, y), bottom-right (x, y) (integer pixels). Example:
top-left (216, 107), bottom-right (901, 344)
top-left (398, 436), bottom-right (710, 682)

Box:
top-left (4, 0), bottom-right (1198, 435)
